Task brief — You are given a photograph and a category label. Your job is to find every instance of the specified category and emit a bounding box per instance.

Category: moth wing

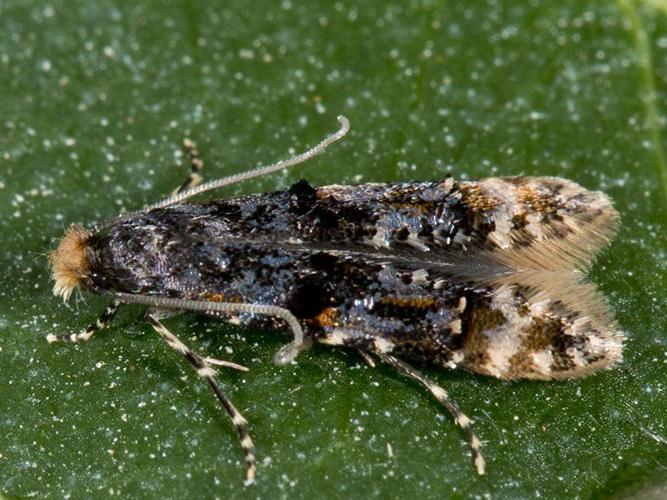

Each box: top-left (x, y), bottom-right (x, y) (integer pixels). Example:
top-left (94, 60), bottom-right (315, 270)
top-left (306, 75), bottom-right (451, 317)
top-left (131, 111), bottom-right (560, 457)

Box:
top-left (443, 177), bottom-right (623, 379)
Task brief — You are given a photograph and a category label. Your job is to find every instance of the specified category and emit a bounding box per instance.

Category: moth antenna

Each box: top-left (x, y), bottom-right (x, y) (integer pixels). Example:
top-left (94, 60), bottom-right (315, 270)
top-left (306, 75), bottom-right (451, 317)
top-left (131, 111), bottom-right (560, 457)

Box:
top-left (146, 115), bottom-right (350, 210)
top-left (111, 292), bottom-right (308, 365)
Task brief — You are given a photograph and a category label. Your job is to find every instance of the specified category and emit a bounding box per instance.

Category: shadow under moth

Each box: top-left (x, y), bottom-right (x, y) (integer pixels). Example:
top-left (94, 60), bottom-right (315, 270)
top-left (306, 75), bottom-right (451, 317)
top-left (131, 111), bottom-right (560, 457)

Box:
top-left (48, 116), bottom-right (623, 482)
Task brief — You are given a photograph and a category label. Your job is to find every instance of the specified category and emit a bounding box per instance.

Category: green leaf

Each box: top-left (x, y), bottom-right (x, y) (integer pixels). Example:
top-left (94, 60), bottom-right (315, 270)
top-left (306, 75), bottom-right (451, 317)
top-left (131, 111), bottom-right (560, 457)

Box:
top-left (1, 0), bottom-right (665, 498)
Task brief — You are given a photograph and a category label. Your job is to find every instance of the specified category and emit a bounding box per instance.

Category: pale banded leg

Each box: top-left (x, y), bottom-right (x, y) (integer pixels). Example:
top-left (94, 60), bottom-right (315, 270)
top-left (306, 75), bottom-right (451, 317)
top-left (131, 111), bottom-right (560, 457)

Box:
top-left (46, 299), bottom-right (121, 344)
top-left (145, 311), bottom-right (256, 482)
top-left (133, 307), bottom-right (248, 371)
top-left (171, 138), bottom-right (204, 195)
top-left (205, 357), bottom-right (249, 372)
top-left (357, 348), bottom-right (376, 367)
top-left (112, 292), bottom-right (308, 366)
top-left (375, 352), bottom-right (485, 475)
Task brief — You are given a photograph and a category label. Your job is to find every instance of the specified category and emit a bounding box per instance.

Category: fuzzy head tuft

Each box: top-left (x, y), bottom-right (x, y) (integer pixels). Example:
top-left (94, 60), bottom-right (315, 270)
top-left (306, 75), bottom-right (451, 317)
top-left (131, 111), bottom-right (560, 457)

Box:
top-left (49, 224), bottom-right (93, 301)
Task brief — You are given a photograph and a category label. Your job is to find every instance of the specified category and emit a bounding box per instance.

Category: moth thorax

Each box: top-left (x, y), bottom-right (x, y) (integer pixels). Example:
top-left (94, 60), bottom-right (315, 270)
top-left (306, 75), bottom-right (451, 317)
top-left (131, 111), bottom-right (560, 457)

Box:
top-left (49, 224), bottom-right (93, 301)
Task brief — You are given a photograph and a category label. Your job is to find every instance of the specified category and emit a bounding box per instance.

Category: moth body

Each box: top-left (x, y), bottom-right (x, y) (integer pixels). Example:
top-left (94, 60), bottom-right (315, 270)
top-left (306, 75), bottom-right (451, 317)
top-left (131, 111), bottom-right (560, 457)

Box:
top-left (47, 117), bottom-right (623, 480)
top-left (51, 176), bottom-right (622, 381)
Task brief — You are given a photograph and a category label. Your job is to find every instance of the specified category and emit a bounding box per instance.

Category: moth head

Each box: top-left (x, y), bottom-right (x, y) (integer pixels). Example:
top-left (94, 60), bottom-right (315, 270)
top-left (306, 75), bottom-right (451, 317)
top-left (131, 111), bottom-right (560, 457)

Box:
top-left (49, 224), bottom-right (93, 301)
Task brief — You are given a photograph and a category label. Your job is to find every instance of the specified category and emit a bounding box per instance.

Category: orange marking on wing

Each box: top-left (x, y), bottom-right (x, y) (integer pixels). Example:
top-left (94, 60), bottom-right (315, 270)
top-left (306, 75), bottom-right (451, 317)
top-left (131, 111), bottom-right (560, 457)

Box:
top-left (309, 307), bottom-right (340, 328)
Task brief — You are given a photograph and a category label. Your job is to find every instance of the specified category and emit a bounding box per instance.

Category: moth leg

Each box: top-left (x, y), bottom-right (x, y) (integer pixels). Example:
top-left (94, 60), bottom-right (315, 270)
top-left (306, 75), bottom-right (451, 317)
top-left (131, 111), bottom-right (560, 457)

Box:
top-left (321, 330), bottom-right (485, 474)
top-left (357, 348), bottom-right (376, 368)
top-left (172, 138), bottom-right (204, 195)
top-left (205, 357), bottom-right (250, 372)
top-left (46, 299), bottom-right (121, 344)
top-left (112, 292), bottom-right (309, 367)
top-left (145, 310), bottom-right (256, 482)
top-left (142, 308), bottom-right (249, 372)
top-left (375, 352), bottom-right (486, 476)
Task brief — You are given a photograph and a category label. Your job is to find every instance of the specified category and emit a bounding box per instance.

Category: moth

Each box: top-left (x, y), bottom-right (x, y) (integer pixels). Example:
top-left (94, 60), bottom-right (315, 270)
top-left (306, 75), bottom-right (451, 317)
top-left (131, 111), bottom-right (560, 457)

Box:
top-left (48, 116), bottom-right (623, 481)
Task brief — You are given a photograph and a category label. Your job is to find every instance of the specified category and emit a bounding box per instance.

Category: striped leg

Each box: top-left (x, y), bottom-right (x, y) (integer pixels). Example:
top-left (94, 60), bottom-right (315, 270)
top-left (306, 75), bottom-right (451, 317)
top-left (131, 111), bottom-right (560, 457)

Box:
top-left (320, 329), bottom-right (485, 475)
top-left (357, 348), bottom-right (376, 367)
top-left (146, 311), bottom-right (256, 482)
top-left (205, 357), bottom-right (249, 372)
top-left (375, 352), bottom-right (486, 475)
top-left (133, 307), bottom-right (248, 371)
top-left (172, 138), bottom-right (204, 195)
top-left (46, 299), bottom-right (121, 344)
top-left (112, 292), bottom-right (308, 367)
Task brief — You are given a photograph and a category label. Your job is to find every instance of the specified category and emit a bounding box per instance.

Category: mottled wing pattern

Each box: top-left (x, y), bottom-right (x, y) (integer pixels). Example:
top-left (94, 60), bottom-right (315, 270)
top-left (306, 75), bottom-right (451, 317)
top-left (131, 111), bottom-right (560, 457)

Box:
top-left (86, 176), bottom-right (622, 380)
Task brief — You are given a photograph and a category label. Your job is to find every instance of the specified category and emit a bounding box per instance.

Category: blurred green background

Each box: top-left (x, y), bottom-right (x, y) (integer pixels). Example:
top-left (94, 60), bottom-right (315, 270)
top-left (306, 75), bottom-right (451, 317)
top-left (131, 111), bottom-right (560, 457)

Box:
top-left (1, 0), bottom-right (665, 498)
